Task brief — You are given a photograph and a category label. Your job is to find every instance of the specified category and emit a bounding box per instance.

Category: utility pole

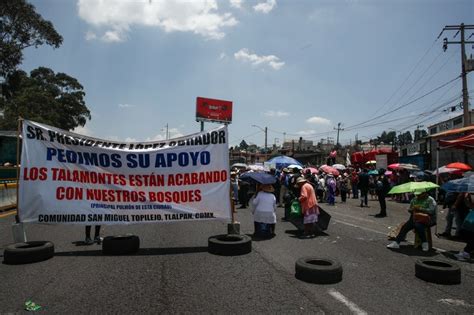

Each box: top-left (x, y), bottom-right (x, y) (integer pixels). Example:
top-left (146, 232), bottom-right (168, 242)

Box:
top-left (441, 23), bottom-right (474, 126)
top-left (264, 126), bottom-right (268, 153)
top-left (334, 122), bottom-right (344, 146)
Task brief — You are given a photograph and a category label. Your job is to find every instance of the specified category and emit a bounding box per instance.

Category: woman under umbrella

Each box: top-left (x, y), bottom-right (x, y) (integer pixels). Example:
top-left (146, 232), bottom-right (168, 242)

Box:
top-left (251, 184), bottom-right (277, 238)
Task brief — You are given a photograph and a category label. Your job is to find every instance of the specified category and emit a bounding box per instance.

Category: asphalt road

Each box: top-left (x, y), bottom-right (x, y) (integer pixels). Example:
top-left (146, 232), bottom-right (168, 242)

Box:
top-left (1, 196), bottom-right (473, 314)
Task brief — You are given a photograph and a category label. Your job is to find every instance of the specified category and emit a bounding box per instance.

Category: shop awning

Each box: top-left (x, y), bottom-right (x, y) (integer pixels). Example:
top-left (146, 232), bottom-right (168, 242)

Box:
top-left (438, 133), bottom-right (474, 149)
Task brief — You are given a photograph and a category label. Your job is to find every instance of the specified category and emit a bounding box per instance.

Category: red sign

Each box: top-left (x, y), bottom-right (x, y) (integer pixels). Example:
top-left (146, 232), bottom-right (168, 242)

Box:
top-left (196, 97), bottom-right (233, 124)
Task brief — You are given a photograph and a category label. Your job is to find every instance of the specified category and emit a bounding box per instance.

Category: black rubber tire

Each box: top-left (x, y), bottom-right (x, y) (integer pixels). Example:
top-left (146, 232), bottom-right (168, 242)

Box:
top-left (3, 241), bottom-right (54, 265)
top-left (295, 257), bottom-right (343, 284)
top-left (208, 234), bottom-right (252, 256)
top-left (415, 259), bottom-right (461, 285)
top-left (102, 234), bottom-right (140, 255)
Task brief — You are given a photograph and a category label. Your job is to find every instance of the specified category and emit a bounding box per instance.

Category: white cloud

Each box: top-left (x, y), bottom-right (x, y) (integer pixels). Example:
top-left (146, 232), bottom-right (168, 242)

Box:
top-left (219, 52), bottom-right (227, 60)
top-left (85, 31), bottom-right (97, 40)
top-left (264, 110), bottom-right (289, 117)
top-left (118, 103), bottom-right (135, 108)
top-left (253, 0), bottom-right (276, 14)
top-left (102, 28), bottom-right (127, 42)
top-left (78, 0), bottom-right (238, 41)
top-left (230, 0), bottom-right (243, 9)
top-left (72, 125), bottom-right (94, 137)
top-left (234, 48), bottom-right (284, 70)
top-left (306, 116), bottom-right (331, 125)
top-left (296, 130), bottom-right (316, 136)
top-left (146, 128), bottom-right (184, 141)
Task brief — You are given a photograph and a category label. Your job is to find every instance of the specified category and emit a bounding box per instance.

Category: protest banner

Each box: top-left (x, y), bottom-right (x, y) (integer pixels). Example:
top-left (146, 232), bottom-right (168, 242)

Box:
top-left (19, 120), bottom-right (231, 225)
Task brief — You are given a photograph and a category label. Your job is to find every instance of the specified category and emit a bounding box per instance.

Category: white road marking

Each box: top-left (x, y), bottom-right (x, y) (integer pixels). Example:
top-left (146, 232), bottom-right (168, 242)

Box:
top-left (333, 219), bottom-right (387, 236)
top-left (333, 218), bottom-right (448, 253)
top-left (328, 289), bottom-right (368, 315)
top-left (438, 299), bottom-right (473, 307)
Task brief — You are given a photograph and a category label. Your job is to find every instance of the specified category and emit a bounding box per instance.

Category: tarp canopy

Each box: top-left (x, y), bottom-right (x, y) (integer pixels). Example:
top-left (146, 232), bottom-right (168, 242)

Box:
top-left (351, 148), bottom-right (397, 165)
top-left (438, 133), bottom-right (474, 149)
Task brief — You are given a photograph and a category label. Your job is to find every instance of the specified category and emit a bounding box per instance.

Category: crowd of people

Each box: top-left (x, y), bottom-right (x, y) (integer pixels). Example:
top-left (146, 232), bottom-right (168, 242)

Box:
top-left (230, 161), bottom-right (473, 261)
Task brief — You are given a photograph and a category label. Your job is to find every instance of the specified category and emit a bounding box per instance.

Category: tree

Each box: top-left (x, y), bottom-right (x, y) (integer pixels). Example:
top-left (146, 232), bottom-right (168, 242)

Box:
top-left (397, 131), bottom-right (413, 146)
top-left (0, 67), bottom-right (91, 130)
top-left (1, 0), bottom-right (63, 79)
top-left (239, 140), bottom-right (249, 150)
top-left (377, 130), bottom-right (397, 145)
top-left (414, 129), bottom-right (428, 141)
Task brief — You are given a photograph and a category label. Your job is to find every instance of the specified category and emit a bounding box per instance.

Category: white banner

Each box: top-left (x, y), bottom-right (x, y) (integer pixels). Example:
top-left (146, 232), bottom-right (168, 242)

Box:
top-left (19, 120), bottom-right (231, 224)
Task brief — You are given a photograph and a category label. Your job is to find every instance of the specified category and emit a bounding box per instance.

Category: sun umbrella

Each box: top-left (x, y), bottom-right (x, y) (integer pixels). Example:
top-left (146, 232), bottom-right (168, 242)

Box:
top-left (303, 167), bottom-right (319, 174)
top-left (320, 165), bottom-right (340, 176)
top-left (287, 164), bottom-right (303, 170)
top-left (368, 170), bottom-right (379, 175)
top-left (239, 172), bottom-right (276, 184)
top-left (266, 155), bottom-right (302, 169)
top-left (231, 163), bottom-right (247, 169)
top-left (446, 162), bottom-right (472, 171)
top-left (366, 160), bottom-right (376, 165)
top-left (432, 166), bottom-right (463, 175)
top-left (247, 164), bottom-right (269, 172)
top-left (441, 176), bottom-right (474, 193)
top-left (388, 181), bottom-right (439, 194)
top-left (385, 170), bottom-right (392, 176)
top-left (388, 163), bottom-right (420, 171)
top-left (332, 164), bottom-right (346, 171)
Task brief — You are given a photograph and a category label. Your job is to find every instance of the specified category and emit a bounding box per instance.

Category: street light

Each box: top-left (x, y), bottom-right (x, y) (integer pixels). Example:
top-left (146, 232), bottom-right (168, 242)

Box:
top-left (251, 124), bottom-right (268, 152)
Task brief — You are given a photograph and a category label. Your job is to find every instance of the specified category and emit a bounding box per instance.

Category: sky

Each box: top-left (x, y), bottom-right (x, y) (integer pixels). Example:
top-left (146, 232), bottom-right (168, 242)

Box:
top-left (22, 0), bottom-right (474, 148)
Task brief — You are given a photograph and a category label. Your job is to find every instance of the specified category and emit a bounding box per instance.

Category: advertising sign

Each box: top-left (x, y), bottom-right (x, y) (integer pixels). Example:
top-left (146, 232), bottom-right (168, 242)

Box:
top-left (19, 120), bottom-right (231, 225)
top-left (196, 97), bottom-right (233, 124)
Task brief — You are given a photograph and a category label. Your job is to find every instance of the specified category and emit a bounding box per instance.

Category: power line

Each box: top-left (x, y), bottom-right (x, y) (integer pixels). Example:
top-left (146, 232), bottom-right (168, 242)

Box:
top-left (372, 38), bottom-right (440, 117)
top-left (344, 75), bottom-right (461, 130)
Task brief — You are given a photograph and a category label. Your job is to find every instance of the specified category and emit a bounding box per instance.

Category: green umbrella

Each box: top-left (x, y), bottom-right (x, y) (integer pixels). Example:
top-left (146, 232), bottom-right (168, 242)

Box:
top-left (388, 181), bottom-right (439, 194)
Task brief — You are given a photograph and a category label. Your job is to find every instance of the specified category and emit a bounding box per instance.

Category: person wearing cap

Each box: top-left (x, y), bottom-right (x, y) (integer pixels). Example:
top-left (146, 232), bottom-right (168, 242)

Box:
top-left (296, 177), bottom-right (319, 238)
top-left (387, 191), bottom-right (437, 252)
top-left (251, 183), bottom-right (277, 237)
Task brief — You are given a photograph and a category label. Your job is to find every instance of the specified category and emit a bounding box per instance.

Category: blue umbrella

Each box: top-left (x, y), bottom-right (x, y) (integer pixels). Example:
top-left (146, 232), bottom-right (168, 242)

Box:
top-left (266, 155), bottom-right (302, 170)
top-left (239, 172), bottom-right (276, 184)
top-left (442, 176), bottom-right (474, 193)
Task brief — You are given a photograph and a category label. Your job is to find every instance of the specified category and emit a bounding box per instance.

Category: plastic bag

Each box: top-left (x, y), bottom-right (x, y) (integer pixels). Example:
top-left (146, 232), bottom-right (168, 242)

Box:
top-left (290, 200), bottom-right (302, 218)
top-left (461, 210), bottom-right (474, 232)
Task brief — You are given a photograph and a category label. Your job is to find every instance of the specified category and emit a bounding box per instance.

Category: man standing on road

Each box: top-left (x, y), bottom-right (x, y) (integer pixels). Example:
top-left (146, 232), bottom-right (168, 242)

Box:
top-left (375, 169), bottom-right (390, 217)
top-left (358, 169), bottom-right (369, 207)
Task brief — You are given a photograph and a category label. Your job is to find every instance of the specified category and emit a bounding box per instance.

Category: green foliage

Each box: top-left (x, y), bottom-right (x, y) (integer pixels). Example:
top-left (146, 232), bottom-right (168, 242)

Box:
top-left (239, 140), bottom-right (249, 150)
top-left (0, 67), bottom-right (91, 130)
top-left (414, 129), bottom-right (428, 141)
top-left (376, 130), bottom-right (397, 145)
top-left (0, 0), bottom-right (63, 79)
top-left (397, 131), bottom-right (413, 146)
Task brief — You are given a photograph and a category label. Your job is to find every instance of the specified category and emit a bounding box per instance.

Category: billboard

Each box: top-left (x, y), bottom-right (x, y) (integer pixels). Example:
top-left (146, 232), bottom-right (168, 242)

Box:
top-left (196, 97), bottom-right (233, 124)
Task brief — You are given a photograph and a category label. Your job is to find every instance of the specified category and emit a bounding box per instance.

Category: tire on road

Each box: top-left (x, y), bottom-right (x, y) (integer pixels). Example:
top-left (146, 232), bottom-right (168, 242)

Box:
top-left (295, 257), bottom-right (343, 284)
top-left (3, 241), bottom-right (54, 265)
top-left (415, 259), bottom-right (461, 285)
top-left (208, 234), bottom-right (252, 256)
top-left (102, 234), bottom-right (140, 255)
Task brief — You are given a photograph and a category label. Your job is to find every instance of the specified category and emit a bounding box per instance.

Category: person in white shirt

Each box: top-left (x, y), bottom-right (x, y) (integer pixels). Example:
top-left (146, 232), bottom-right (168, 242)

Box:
top-left (252, 184), bottom-right (277, 237)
